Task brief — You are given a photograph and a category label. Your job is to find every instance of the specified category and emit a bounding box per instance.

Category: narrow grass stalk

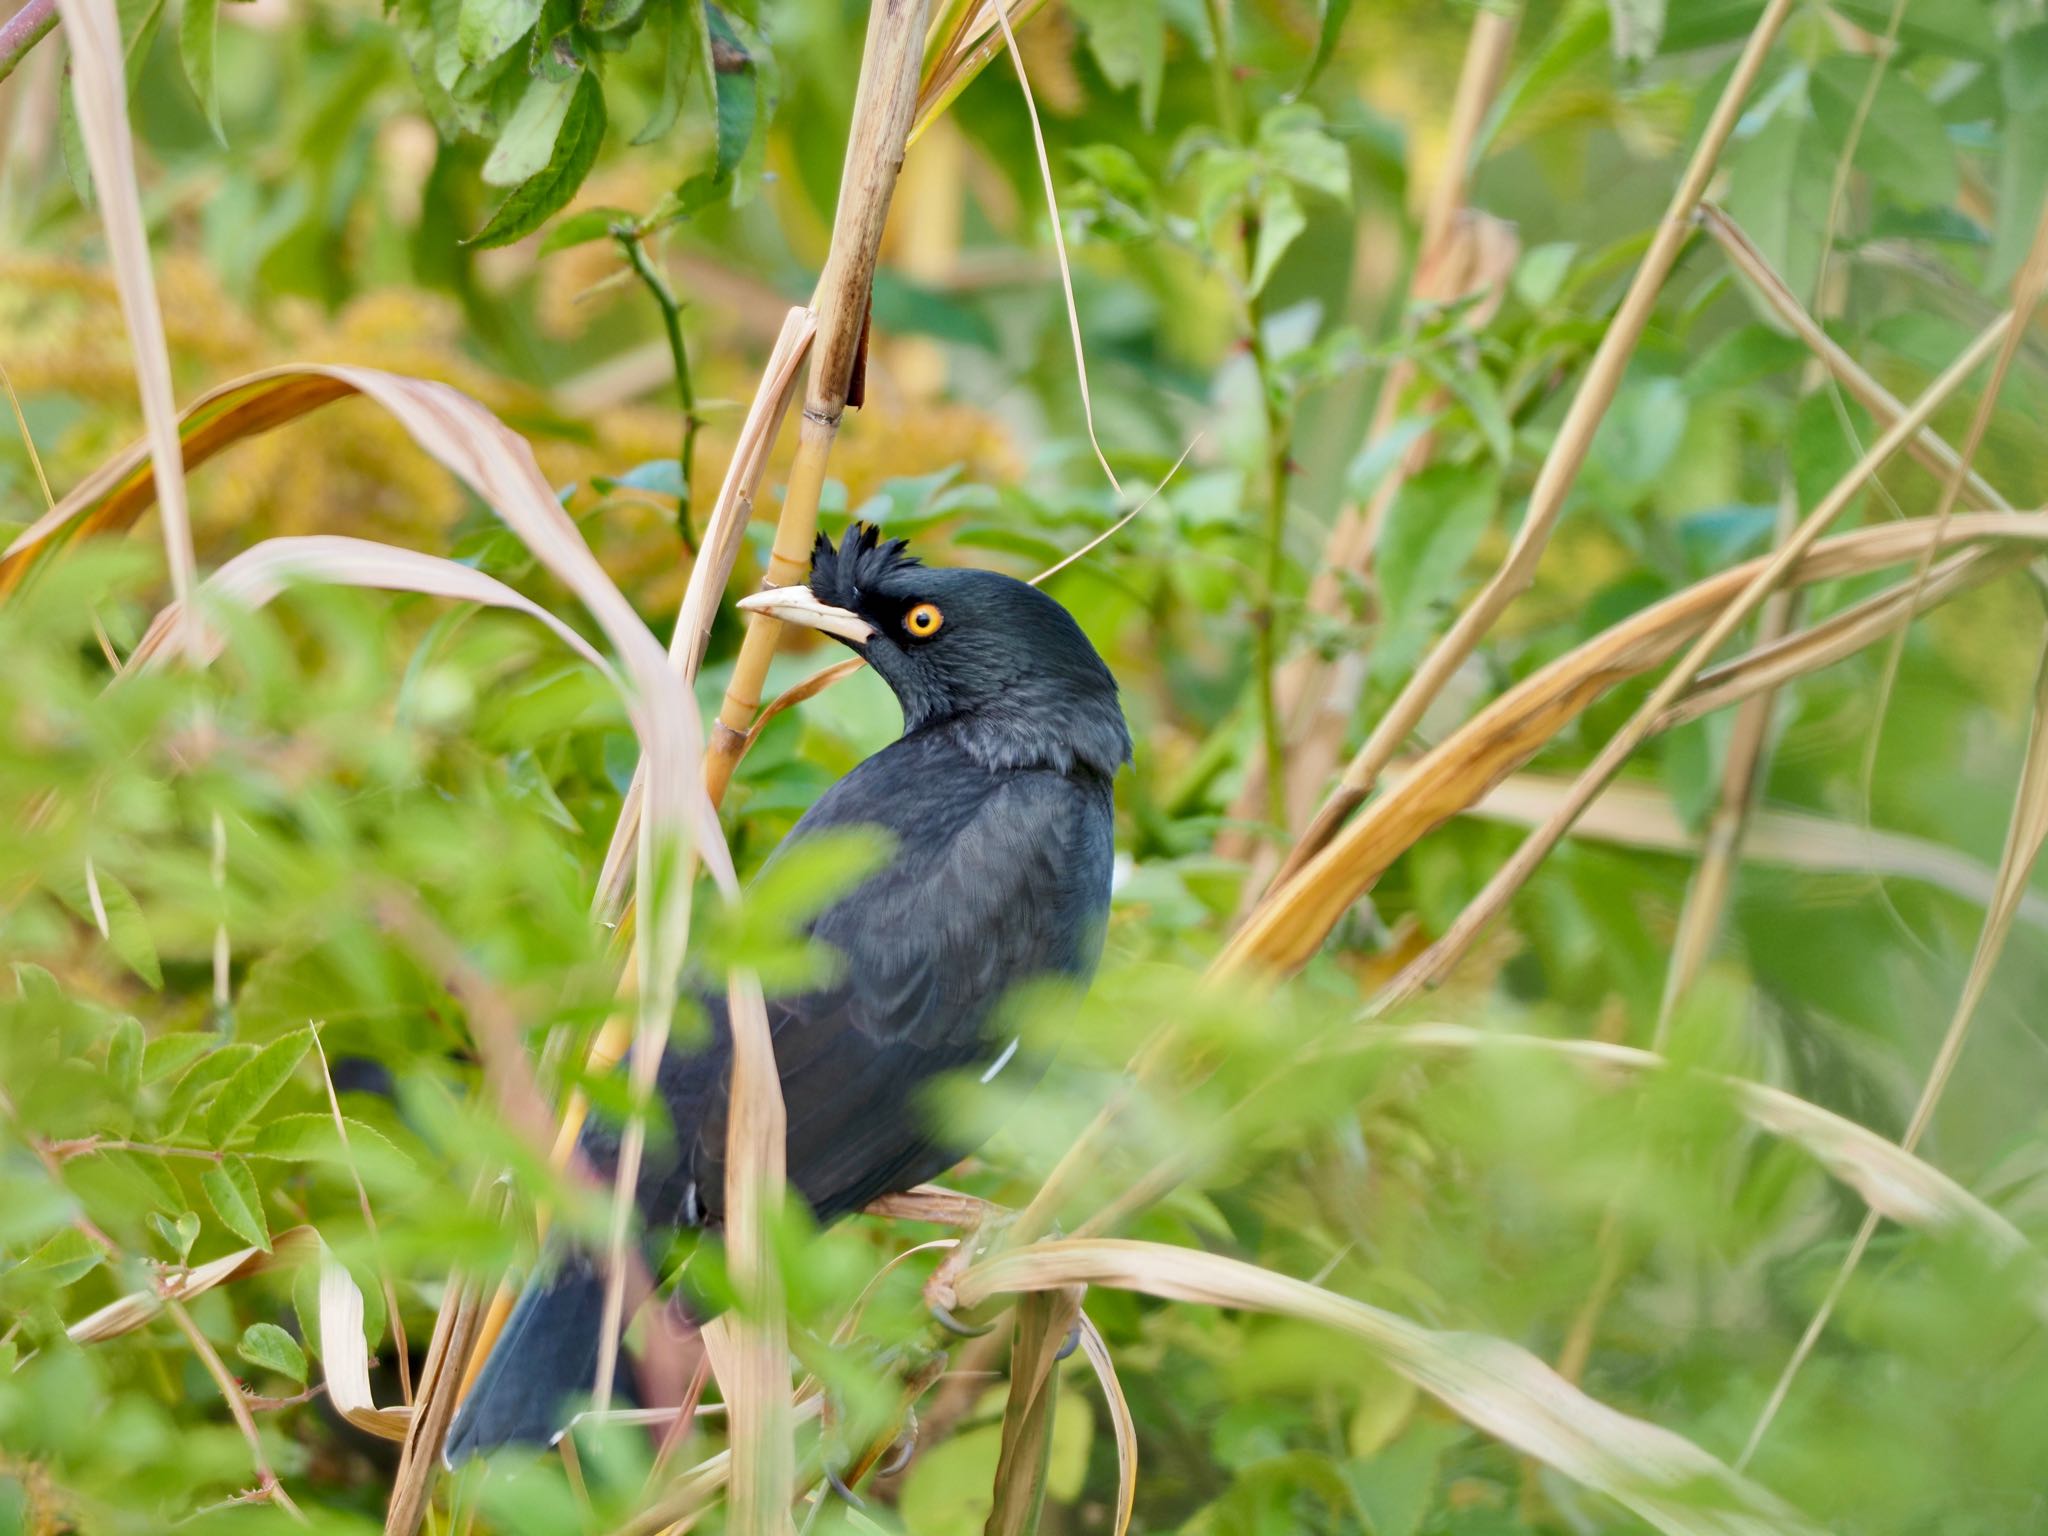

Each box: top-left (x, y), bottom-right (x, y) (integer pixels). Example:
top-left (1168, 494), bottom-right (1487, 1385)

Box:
top-left (1270, 0), bottom-right (1798, 880)
top-left (983, 1286), bottom-right (1085, 1536)
top-left (1368, 311), bottom-right (2015, 1007)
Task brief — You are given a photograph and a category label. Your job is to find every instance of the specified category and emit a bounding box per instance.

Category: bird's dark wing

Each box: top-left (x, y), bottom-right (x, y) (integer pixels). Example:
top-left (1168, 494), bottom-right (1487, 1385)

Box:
top-left (635, 737), bottom-right (1114, 1225)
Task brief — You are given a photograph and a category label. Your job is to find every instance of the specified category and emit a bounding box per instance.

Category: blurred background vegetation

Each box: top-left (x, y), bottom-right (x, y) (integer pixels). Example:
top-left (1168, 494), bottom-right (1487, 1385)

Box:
top-left (6, 0), bottom-right (2048, 1531)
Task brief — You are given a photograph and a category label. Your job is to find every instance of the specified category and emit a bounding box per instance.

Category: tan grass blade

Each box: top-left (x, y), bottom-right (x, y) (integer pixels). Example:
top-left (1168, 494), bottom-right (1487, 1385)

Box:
top-left (312, 1025), bottom-right (411, 1402)
top-left (910, 0), bottom-right (1049, 145)
top-left (1074, 1311), bottom-right (1135, 1536)
top-left (51, 0), bottom-right (198, 658)
top-left (953, 1239), bottom-right (1821, 1536)
top-left (1289, 0), bottom-right (1799, 860)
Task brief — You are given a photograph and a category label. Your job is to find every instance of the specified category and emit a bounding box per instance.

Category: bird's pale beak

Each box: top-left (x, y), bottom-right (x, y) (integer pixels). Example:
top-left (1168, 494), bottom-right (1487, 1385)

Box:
top-left (735, 585), bottom-right (877, 645)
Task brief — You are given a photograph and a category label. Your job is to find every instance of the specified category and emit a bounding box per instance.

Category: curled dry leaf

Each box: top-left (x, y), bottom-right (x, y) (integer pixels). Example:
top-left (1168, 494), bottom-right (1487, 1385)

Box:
top-left (320, 1250), bottom-right (414, 1441)
top-left (67, 1225), bottom-right (319, 1345)
top-left (1074, 1311), bottom-right (1136, 1536)
top-left (957, 1239), bottom-right (1822, 1536)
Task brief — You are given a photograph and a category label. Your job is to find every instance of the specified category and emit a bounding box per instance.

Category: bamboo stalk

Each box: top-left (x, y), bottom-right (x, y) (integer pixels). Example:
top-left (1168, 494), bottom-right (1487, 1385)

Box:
top-left (1261, 0), bottom-right (1799, 891)
top-left (704, 0), bottom-right (931, 809)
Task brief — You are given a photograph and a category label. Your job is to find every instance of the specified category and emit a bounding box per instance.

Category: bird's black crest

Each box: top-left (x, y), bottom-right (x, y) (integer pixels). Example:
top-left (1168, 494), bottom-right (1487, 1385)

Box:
top-left (809, 522), bottom-right (920, 609)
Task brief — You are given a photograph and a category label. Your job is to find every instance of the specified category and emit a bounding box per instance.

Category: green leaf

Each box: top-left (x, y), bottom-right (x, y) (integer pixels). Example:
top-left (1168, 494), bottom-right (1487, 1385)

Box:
top-left (636, 0), bottom-right (710, 144)
top-left (203, 1029), bottom-right (310, 1147)
top-left (1300, 0), bottom-right (1352, 92)
top-left (1374, 465), bottom-right (1500, 679)
top-left (483, 70), bottom-right (579, 187)
top-left (142, 1031), bottom-right (214, 1084)
top-left (538, 204), bottom-right (630, 253)
top-left (14, 1229), bottom-right (104, 1291)
top-left (1990, 36), bottom-right (2048, 289)
top-left (1069, 0), bottom-right (1165, 129)
top-left (712, 55), bottom-right (755, 180)
top-left (246, 1113), bottom-right (414, 1179)
top-left (471, 70), bottom-right (608, 248)
top-left (201, 1155), bottom-right (270, 1251)
top-left (1809, 59), bottom-right (1957, 209)
top-left (1831, 0), bottom-right (1994, 60)
top-left (1685, 323), bottom-right (1807, 396)
top-left (1724, 98), bottom-right (1833, 309)
top-left (579, 0), bottom-right (645, 33)
top-left (1514, 242), bottom-right (1578, 308)
top-left (165, 1041), bottom-right (256, 1133)
top-left (178, 0), bottom-right (225, 144)
top-left (108, 1017), bottom-right (143, 1104)
top-left (1249, 179), bottom-right (1305, 297)
top-left (1259, 104), bottom-right (1350, 203)
top-left (149, 1209), bottom-right (201, 1263)
top-left (92, 868), bottom-right (161, 989)
top-left (237, 1322), bottom-right (307, 1384)
top-left (457, 0), bottom-right (541, 64)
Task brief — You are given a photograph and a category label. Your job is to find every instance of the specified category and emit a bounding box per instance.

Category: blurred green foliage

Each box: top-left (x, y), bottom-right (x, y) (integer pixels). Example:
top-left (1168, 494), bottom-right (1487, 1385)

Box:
top-left (7, 0), bottom-right (2048, 1532)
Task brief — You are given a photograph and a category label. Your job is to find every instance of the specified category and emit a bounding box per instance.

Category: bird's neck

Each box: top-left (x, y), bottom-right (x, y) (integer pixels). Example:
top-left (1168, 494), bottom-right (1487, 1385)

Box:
top-left (911, 690), bottom-right (1130, 779)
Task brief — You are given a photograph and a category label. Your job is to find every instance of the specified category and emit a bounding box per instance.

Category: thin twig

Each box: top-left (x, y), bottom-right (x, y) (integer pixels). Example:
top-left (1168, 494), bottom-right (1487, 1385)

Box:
top-left (0, 0), bottom-right (57, 86)
top-left (166, 1300), bottom-right (307, 1524)
top-left (311, 1022), bottom-right (412, 1402)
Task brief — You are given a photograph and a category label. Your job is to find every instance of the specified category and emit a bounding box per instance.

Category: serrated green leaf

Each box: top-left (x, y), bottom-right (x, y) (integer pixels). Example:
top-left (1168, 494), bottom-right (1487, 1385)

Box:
top-left (580, 0), bottom-right (644, 32)
top-left (457, 0), bottom-right (541, 64)
top-left (483, 69), bottom-right (579, 187)
top-left (201, 1155), bottom-right (270, 1251)
top-left (178, 0), bottom-right (225, 144)
top-left (165, 1041), bottom-right (257, 1134)
top-left (142, 1032), bottom-right (214, 1084)
top-left (1259, 104), bottom-right (1349, 203)
top-left (203, 1030), bottom-right (310, 1147)
top-left (471, 69), bottom-right (607, 248)
top-left (238, 1321), bottom-right (307, 1384)
top-left (16, 1228), bottom-right (104, 1290)
top-left (108, 1017), bottom-right (143, 1103)
top-left (246, 1113), bottom-right (414, 1176)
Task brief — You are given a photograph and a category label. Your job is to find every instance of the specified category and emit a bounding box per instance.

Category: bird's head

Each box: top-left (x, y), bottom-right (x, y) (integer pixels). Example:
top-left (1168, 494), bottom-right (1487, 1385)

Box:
top-left (737, 524), bottom-right (1131, 777)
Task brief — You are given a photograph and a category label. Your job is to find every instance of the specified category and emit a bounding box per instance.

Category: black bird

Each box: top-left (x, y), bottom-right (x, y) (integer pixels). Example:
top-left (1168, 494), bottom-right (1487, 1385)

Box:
top-left (447, 525), bottom-right (1129, 1458)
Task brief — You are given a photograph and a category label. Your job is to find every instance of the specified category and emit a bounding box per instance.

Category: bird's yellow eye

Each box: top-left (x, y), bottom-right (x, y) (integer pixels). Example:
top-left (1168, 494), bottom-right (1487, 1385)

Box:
top-left (904, 602), bottom-right (944, 638)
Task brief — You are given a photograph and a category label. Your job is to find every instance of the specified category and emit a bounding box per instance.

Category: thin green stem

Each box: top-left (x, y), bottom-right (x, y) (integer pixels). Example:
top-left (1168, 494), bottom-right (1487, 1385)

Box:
top-left (616, 227), bottom-right (700, 555)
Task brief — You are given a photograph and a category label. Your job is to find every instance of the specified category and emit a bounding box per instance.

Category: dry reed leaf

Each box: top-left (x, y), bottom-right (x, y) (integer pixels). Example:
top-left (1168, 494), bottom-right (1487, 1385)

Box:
top-left (910, 0), bottom-right (1050, 144)
top-left (66, 1225), bottom-right (319, 1344)
top-left (320, 1248), bottom-right (414, 1441)
top-left (1074, 1311), bottom-right (1135, 1536)
top-left (954, 1239), bottom-right (1819, 1536)
top-left (50, 0), bottom-right (198, 657)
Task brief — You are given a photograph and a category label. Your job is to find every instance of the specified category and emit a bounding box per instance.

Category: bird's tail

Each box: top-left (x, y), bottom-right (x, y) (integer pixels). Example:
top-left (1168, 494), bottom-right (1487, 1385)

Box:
top-left (444, 1253), bottom-right (606, 1462)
